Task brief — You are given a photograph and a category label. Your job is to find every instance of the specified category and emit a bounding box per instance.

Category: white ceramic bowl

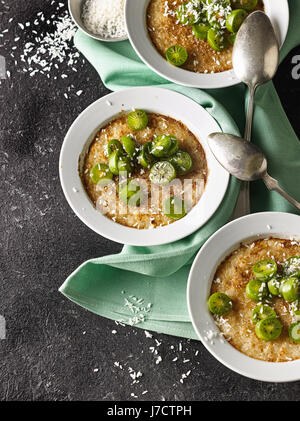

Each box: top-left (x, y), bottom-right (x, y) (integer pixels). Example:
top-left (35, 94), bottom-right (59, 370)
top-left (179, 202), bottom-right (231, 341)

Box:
top-left (59, 87), bottom-right (229, 246)
top-left (187, 212), bottom-right (300, 383)
top-left (68, 0), bottom-right (128, 42)
top-left (125, 0), bottom-right (289, 89)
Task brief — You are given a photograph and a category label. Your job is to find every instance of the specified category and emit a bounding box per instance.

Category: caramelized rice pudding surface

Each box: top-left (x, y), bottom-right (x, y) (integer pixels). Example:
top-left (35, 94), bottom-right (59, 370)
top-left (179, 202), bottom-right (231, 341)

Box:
top-left (147, 0), bottom-right (264, 74)
top-left (82, 113), bottom-right (208, 229)
top-left (211, 238), bottom-right (300, 362)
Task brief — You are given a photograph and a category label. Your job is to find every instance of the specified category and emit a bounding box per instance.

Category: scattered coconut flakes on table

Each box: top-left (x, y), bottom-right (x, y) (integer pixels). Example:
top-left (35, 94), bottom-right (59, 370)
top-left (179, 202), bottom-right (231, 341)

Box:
top-left (109, 327), bottom-right (200, 397)
top-left (0, 1), bottom-right (85, 97)
top-left (120, 293), bottom-right (152, 327)
top-left (179, 370), bottom-right (191, 384)
top-left (144, 330), bottom-right (153, 338)
top-left (130, 392), bottom-right (138, 398)
top-left (155, 355), bottom-right (162, 365)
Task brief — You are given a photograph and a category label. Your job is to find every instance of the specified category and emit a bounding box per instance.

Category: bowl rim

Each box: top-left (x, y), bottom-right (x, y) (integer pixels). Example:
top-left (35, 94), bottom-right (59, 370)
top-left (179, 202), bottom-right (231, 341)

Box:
top-left (59, 86), bottom-right (229, 246)
top-left (125, 0), bottom-right (289, 89)
top-left (68, 0), bottom-right (128, 43)
top-left (187, 211), bottom-right (300, 383)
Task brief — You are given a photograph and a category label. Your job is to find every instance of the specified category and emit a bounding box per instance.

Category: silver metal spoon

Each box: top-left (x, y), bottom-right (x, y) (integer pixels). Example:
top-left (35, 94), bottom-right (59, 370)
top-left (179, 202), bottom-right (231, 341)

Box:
top-left (208, 132), bottom-right (300, 212)
top-left (232, 11), bottom-right (279, 216)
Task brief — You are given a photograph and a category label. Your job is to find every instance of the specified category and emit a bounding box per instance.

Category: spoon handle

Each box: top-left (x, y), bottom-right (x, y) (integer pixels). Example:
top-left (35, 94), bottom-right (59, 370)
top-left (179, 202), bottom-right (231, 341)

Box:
top-left (234, 85), bottom-right (257, 218)
top-left (245, 85), bottom-right (256, 141)
top-left (262, 173), bottom-right (300, 211)
top-left (231, 181), bottom-right (251, 220)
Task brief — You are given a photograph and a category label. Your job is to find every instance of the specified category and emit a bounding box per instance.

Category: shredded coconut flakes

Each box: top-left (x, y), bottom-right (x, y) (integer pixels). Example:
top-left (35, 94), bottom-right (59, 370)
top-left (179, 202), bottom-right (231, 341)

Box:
top-left (82, 0), bottom-right (127, 39)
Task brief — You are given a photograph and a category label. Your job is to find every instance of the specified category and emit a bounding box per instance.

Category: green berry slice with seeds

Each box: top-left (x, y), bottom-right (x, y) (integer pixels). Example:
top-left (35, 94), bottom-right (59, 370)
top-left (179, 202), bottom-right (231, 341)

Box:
top-left (149, 161), bottom-right (176, 185)
top-left (283, 256), bottom-right (300, 277)
top-left (151, 135), bottom-right (173, 158)
top-left (107, 139), bottom-right (123, 157)
top-left (251, 304), bottom-right (277, 325)
top-left (268, 276), bottom-right (282, 296)
top-left (121, 135), bottom-right (137, 158)
top-left (166, 46), bottom-right (188, 66)
top-left (279, 277), bottom-right (300, 303)
top-left (127, 110), bottom-right (148, 131)
top-left (289, 321), bottom-right (300, 344)
top-left (232, 0), bottom-right (258, 12)
top-left (208, 292), bottom-right (232, 316)
top-left (226, 9), bottom-right (248, 33)
top-left (90, 163), bottom-right (113, 186)
top-left (192, 23), bottom-right (210, 40)
top-left (255, 317), bottom-right (282, 341)
top-left (253, 259), bottom-right (277, 280)
top-left (162, 196), bottom-right (186, 220)
top-left (245, 279), bottom-right (268, 302)
top-left (119, 180), bottom-right (143, 207)
top-left (167, 150), bottom-right (192, 176)
top-left (207, 28), bottom-right (228, 51)
top-left (138, 142), bottom-right (156, 168)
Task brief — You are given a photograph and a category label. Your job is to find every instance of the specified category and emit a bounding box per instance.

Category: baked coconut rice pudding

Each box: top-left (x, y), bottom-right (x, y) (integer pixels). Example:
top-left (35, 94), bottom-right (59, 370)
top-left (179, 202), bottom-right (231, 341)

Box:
top-left (208, 238), bottom-right (300, 362)
top-left (147, 0), bottom-right (264, 73)
top-left (81, 110), bottom-right (208, 229)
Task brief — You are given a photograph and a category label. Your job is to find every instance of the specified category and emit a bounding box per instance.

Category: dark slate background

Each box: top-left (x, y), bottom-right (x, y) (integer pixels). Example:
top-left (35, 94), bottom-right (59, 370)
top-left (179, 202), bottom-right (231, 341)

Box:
top-left (0, 0), bottom-right (300, 401)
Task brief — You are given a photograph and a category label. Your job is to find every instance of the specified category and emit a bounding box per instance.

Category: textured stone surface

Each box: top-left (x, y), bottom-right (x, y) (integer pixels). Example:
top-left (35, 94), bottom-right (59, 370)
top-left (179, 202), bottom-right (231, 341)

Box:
top-left (0, 0), bottom-right (299, 401)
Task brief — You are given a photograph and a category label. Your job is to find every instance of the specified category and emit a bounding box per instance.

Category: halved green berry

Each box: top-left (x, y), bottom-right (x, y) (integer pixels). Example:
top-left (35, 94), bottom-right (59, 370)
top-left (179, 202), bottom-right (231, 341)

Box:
top-left (294, 310), bottom-right (300, 321)
top-left (168, 136), bottom-right (179, 156)
top-left (251, 304), bottom-right (276, 325)
top-left (279, 277), bottom-right (300, 303)
top-left (107, 139), bottom-right (123, 157)
top-left (166, 46), bottom-right (188, 66)
top-left (119, 180), bottom-right (143, 207)
top-left (151, 135), bottom-right (178, 158)
top-left (117, 178), bottom-right (128, 194)
top-left (90, 163), bottom-right (113, 186)
top-left (228, 32), bottom-right (237, 45)
top-left (151, 135), bottom-right (172, 158)
top-left (177, 2), bottom-right (200, 25)
top-left (255, 317), bottom-right (282, 341)
top-left (206, 1), bottom-right (228, 28)
top-left (208, 292), bottom-right (232, 316)
top-left (207, 28), bottom-right (228, 51)
top-left (283, 256), bottom-right (300, 277)
top-left (192, 23), bottom-right (210, 40)
top-left (246, 279), bottom-right (268, 302)
top-left (121, 135), bottom-right (136, 158)
top-left (168, 150), bottom-right (192, 176)
top-left (138, 142), bottom-right (156, 168)
top-left (127, 110), bottom-right (148, 131)
top-left (268, 276), bottom-right (282, 296)
top-left (109, 150), bottom-right (122, 175)
top-left (232, 0), bottom-right (258, 12)
top-left (118, 154), bottom-right (134, 174)
top-left (226, 9), bottom-right (248, 33)
top-left (149, 161), bottom-right (176, 185)
top-left (163, 196), bottom-right (186, 220)
top-left (109, 150), bottom-right (133, 175)
top-left (253, 259), bottom-right (277, 281)
top-left (289, 321), bottom-right (300, 344)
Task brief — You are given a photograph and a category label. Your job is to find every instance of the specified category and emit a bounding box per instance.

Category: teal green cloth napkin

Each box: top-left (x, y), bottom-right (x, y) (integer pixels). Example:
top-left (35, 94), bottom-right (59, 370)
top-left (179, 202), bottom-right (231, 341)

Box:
top-left (60, 1), bottom-right (300, 339)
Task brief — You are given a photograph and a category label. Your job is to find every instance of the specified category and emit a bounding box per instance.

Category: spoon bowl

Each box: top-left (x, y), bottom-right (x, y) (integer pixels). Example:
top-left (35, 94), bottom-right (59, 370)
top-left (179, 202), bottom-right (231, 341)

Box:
top-left (231, 10), bottom-right (280, 218)
top-left (233, 11), bottom-right (279, 87)
top-left (207, 133), bottom-right (267, 181)
top-left (208, 132), bottom-right (300, 212)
